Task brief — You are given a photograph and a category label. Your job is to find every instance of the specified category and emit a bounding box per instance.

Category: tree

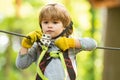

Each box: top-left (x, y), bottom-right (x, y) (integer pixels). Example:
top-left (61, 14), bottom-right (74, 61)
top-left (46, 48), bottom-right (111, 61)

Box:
top-left (103, 7), bottom-right (120, 80)
top-left (89, 0), bottom-right (120, 80)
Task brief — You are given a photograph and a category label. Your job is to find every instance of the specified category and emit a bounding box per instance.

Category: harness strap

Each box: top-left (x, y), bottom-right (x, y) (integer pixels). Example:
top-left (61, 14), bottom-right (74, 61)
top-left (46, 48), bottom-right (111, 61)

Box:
top-left (36, 46), bottom-right (48, 80)
top-left (36, 46), bottom-right (76, 80)
top-left (63, 50), bottom-right (76, 80)
top-left (50, 51), bottom-right (68, 80)
top-left (36, 50), bottom-right (68, 80)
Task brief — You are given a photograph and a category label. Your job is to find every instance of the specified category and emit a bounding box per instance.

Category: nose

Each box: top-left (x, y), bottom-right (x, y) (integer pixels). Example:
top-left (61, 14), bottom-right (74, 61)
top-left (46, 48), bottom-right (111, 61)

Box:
top-left (48, 23), bottom-right (53, 28)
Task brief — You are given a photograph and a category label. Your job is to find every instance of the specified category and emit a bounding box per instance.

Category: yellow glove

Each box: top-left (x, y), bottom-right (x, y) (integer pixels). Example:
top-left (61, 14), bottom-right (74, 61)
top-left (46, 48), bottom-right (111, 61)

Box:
top-left (22, 30), bottom-right (42, 48)
top-left (55, 37), bottom-right (76, 51)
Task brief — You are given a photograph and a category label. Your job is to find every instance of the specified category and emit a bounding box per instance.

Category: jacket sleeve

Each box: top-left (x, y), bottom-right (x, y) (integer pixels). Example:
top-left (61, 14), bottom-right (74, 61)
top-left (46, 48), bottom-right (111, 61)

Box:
top-left (79, 38), bottom-right (97, 51)
top-left (16, 43), bottom-right (38, 69)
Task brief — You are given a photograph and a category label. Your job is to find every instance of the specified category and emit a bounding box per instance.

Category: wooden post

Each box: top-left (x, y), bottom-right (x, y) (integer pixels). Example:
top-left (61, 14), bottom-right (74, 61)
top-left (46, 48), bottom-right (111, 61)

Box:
top-left (103, 7), bottom-right (120, 80)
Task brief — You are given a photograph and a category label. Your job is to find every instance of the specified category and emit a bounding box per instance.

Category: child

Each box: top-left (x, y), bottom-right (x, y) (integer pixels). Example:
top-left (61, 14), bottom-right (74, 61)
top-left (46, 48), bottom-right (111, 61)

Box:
top-left (16, 3), bottom-right (97, 80)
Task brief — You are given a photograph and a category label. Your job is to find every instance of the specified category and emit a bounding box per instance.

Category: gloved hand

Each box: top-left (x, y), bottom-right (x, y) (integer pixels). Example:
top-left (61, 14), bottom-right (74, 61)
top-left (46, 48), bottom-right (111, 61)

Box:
top-left (22, 30), bottom-right (42, 48)
top-left (55, 37), bottom-right (76, 51)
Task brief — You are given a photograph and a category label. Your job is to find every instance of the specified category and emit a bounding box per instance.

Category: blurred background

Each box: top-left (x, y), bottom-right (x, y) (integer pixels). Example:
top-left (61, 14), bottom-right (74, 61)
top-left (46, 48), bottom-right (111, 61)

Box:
top-left (0, 0), bottom-right (120, 80)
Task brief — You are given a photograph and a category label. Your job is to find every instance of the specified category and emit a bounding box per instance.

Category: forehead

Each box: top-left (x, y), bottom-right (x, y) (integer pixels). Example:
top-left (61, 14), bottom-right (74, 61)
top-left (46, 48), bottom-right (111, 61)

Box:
top-left (42, 18), bottom-right (60, 21)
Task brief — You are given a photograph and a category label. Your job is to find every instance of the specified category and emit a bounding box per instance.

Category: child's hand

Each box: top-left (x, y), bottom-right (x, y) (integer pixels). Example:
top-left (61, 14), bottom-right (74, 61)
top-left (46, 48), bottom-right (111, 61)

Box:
top-left (55, 37), bottom-right (75, 51)
top-left (21, 30), bottom-right (42, 48)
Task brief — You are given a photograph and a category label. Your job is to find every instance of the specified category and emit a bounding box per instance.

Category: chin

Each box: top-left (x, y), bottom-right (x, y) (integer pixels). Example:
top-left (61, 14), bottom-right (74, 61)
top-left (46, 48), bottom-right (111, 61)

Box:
top-left (47, 34), bottom-right (54, 38)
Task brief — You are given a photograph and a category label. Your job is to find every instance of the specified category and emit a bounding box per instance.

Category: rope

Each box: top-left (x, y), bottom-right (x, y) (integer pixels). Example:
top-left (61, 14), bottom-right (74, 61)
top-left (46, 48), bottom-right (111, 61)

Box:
top-left (0, 30), bottom-right (30, 39)
top-left (96, 46), bottom-right (120, 50)
top-left (1, 30), bottom-right (120, 51)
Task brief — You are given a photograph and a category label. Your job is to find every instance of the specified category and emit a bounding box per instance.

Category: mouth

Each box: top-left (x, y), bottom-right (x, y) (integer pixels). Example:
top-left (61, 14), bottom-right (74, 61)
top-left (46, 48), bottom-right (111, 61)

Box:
top-left (46, 30), bottom-right (54, 33)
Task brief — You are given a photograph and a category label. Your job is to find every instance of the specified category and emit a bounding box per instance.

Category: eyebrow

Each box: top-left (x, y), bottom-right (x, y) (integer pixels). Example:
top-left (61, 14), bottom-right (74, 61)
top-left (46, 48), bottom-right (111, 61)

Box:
top-left (42, 18), bottom-right (60, 21)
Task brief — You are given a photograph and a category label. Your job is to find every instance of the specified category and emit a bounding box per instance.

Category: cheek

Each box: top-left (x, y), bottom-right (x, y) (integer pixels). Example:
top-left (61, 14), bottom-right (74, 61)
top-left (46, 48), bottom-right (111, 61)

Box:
top-left (41, 26), bottom-right (46, 33)
top-left (56, 27), bottom-right (65, 34)
top-left (59, 26), bottom-right (65, 31)
top-left (57, 23), bottom-right (65, 30)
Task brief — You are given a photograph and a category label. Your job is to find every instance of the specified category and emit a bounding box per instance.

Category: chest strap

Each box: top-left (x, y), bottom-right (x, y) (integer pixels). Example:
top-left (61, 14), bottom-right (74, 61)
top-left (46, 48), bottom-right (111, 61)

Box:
top-left (36, 46), bottom-right (48, 80)
top-left (36, 47), bottom-right (76, 80)
top-left (50, 51), bottom-right (68, 80)
top-left (63, 50), bottom-right (76, 80)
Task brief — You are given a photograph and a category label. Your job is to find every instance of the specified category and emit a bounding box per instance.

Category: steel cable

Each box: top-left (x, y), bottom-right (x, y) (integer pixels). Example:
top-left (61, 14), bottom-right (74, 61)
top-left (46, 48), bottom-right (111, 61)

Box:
top-left (1, 30), bottom-right (120, 50)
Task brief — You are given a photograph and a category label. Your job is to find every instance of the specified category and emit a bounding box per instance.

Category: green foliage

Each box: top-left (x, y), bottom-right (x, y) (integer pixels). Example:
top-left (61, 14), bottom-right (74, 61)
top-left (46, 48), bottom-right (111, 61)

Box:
top-left (23, 0), bottom-right (44, 7)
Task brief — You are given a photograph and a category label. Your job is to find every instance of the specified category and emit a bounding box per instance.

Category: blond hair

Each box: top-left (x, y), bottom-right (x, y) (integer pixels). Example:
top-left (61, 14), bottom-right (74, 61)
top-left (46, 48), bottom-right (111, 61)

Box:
top-left (39, 3), bottom-right (73, 36)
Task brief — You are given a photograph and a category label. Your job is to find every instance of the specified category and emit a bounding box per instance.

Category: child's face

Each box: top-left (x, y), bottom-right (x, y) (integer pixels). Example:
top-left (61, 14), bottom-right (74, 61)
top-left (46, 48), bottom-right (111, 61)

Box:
top-left (41, 19), bottom-right (65, 38)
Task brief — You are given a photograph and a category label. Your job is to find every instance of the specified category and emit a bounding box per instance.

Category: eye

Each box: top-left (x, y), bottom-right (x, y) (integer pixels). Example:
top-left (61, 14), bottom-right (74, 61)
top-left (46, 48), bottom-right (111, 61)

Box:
top-left (43, 21), bottom-right (48, 24)
top-left (53, 21), bottom-right (58, 24)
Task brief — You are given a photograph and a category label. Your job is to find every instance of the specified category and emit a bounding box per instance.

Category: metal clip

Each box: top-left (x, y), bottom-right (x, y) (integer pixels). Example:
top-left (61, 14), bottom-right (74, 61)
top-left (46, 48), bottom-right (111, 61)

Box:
top-left (40, 34), bottom-right (51, 47)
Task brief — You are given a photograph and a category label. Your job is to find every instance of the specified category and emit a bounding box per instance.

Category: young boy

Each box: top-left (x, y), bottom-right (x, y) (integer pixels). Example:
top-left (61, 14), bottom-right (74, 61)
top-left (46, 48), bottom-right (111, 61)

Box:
top-left (16, 3), bottom-right (97, 80)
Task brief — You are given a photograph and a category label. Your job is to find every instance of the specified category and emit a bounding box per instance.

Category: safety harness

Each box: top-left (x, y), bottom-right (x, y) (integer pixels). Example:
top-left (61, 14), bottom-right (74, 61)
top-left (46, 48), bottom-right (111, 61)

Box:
top-left (35, 45), bottom-right (76, 80)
